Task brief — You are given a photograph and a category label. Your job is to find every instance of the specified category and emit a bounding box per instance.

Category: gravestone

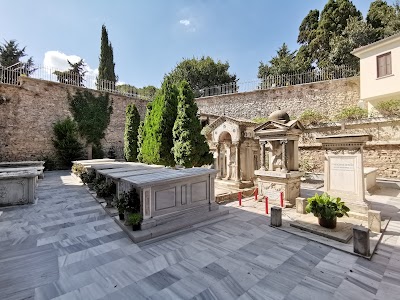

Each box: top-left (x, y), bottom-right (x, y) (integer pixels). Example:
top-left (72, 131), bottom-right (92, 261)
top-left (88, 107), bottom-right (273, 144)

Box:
top-left (316, 134), bottom-right (372, 219)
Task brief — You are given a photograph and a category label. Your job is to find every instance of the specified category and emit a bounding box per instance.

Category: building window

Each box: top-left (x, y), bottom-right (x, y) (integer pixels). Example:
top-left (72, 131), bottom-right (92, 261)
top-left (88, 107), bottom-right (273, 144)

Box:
top-left (377, 52), bottom-right (392, 78)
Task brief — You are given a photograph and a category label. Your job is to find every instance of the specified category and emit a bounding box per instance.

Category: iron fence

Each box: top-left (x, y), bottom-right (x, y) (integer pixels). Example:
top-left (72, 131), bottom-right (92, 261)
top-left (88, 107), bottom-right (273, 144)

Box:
top-left (0, 64), bottom-right (152, 100)
top-left (198, 65), bottom-right (358, 97)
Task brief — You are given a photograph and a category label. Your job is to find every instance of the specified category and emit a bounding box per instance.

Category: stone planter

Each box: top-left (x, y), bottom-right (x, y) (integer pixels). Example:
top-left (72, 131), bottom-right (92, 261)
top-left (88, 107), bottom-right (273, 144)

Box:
top-left (318, 217), bottom-right (337, 229)
top-left (132, 223), bottom-right (141, 231)
top-left (104, 196), bottom-right (113, 208)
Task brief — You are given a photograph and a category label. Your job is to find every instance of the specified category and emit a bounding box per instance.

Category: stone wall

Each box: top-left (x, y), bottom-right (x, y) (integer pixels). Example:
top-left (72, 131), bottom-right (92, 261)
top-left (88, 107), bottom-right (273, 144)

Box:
top-left (195, 77), bottom-right (360, 120)
top-left (299, 118), bottom-right (400, 178)
top-left (0, 77), bottom-right (148, 161)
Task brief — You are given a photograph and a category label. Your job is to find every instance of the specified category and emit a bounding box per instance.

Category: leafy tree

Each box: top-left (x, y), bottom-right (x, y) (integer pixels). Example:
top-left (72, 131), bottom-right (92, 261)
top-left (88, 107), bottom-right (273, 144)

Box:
top-left (97, 25), bottom-right (117, 89)
top-left (298, 9), bottom-right (320, 46)
top-left (172, 81), bottom-right (213, 167)
top-left (367, 0), bottom-right (397, 38)
top-left (384, 1), bottom-right (400, 37)
top-left (165, 56), bottom-right (237, 97)
top-left (0, 40), bottom-right (36, 83)
top-left (68, 90), bottom-right (113, 158)
top-left (124, 103), bottom-right (140, 161)
top-left (52, 117), bottom-right (84, 167)
top-left (54, 59), bottom-right (87, 87)
top-left (312, 0), bottom-right (362, 67)
top-left (139, 79), bottom-right (178, 166)
top-left (329, 17), bottom-right (377, 68)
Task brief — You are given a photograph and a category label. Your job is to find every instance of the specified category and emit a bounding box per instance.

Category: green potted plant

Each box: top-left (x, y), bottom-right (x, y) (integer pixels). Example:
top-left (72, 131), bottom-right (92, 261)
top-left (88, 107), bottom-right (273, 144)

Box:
top-left (80, 170), bottom-right (96, 190)
top-left (95, 181), bottom-right (116, 208)
top-left (121, 188), bottom-right (141, 225)
top-left (127, 212), bottom-right (142, 231)
top-left (305, 193), bottom-right (350, 229)
top-left (113, 194), bottom-right (126, 220)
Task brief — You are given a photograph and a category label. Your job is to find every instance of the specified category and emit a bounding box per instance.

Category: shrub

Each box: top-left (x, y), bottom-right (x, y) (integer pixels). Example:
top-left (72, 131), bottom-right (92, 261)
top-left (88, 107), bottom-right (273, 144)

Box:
top-left (39, 155), bottom-right (59, 171)
top-left (375, 99), bottom-right (400, 117)
top-left (124, 103), bottom-right (140, 162)
top-left (92, 141), bottom-right (104, 159)
top-left (113, 194), bottom-right (126, 214)
top-left (298, 109), bottom-right (326, 126)
top-left (305, 193), bottom-right (350, 220)
top-left (252, 117), bottom-right (268, 124)
top-left (119, 188), bottom-right (140, 213)
top-left (335, 106), bottom-right (368, 121)
top-left (72, 163), bottom-right (85, 176)
top-left (52, 118), bottom-right (84, 168)
top-left (95, 181), bottom-right (116, 198)
top-left (299, 158), bottom-right (316, 172)
top-left (127, 212), bottom-right (142, 225)
top-left (80, 170), bottom-right (96, 185)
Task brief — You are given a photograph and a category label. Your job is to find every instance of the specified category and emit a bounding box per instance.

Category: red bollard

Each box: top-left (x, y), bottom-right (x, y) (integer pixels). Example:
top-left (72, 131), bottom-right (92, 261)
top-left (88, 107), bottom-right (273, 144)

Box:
top-left (265, 196), bottom-right (269, 214)
top-left (255, 188), bottom-right (258, 201)
top-left (238, 192), bottom-right (242, 206)
top-left (280, 192), bottom-right (284, 208)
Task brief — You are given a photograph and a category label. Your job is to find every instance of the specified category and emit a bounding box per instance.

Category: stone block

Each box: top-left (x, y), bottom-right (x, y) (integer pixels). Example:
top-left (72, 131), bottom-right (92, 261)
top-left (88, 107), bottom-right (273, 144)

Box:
top-left (296, 197), bottom-right (307, 214)
top-left (353, 225), bottom-right (370, 257)
top-left (270, 206), bottom-right (282, 227)
top-left (368, 210), bottom-right (381, 233)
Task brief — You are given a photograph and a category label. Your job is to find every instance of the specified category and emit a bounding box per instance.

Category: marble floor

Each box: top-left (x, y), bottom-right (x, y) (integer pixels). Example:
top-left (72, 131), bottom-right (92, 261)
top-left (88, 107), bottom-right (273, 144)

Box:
top-left (0, 171), bottom-right (400, 300)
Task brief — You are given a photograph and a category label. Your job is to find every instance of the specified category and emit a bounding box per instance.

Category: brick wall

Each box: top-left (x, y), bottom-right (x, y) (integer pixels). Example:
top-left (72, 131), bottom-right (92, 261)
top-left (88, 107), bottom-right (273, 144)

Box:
top-left (0, 77), bottom-right (148, 161)
top-left (195, 77), bottom-right (360, 120)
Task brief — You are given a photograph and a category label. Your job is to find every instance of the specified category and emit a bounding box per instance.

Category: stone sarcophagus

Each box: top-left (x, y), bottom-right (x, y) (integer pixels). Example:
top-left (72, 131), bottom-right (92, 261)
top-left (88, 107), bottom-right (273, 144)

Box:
top-left (0, 170), bottom-right (39, 206)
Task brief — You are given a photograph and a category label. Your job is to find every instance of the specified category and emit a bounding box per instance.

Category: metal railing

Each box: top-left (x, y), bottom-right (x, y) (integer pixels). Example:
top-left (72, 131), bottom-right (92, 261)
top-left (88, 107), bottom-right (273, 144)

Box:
top-left (0, 64), bottom-right (152, 100)
top-left (198, 65), bottom-right (358, 98)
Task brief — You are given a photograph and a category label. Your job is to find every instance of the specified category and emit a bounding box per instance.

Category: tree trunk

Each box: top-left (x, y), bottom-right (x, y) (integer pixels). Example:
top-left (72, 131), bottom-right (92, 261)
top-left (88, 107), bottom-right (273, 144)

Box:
top-left (87, 143), bottom-right (93, 160)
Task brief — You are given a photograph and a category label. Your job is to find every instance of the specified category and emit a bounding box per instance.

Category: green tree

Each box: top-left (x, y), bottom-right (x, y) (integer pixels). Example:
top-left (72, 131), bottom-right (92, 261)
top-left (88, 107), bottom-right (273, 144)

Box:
top-left (97, 24), bottom-right (117, 89)
top-left (116, 84), bottom-right (158, 99)
top-left (137, 102), bottom-right (152, 162)
top-left (0, 40), bottom-right (36, 83)
top-left (173, 81), bottom-right (213, 167)
top-left (367, 0), bottom-right (397, 38)
top-left (124, 103), bottom-right (140, 162)
top-left (52, 117), bottom-right (84, 167)
top-left (384, 1), bottom-right (400, 37)
top-left (139, 79), bottom-right (178, 166)
top-left (312, 0), bottom-right (362, 67)
top-left (165, 56), bottom-right (237, 97)
top-left (68, 90), bottom-right (113, 158)
top-left (54, 59), bottom-right (87, 87)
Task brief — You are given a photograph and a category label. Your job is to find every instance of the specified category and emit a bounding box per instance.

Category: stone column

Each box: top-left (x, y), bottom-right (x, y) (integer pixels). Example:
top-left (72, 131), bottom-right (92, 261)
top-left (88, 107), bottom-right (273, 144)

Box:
top-left (260, 142), bottom-right (266, 170)
top-left (280, 140), bottom-right (288, 173)
top-left (234, 142), bottom-right (241, 183)
top-left (215, 143), bottom-right (221, 179)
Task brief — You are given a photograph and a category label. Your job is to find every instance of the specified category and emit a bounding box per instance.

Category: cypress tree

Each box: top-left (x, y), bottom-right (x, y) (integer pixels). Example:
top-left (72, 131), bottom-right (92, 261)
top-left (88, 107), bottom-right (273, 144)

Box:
top-left (173, 81), bottom-right (213, 167)
top-left (97, 25), bottom-right (117, 88)
top-left (140, 79), bottom-right (178, 166)
top-left (137, 102), bottom-right (152, 162)
top-left (124, 103), bottom-right (140, 162)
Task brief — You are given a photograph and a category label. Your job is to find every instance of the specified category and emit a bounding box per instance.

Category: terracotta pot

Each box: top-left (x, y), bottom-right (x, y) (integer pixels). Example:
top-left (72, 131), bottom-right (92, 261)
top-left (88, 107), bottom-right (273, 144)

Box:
top-left (318, 217), bottom-right (337, 229)
top-left (132, 223), bottom-right (141, 231)
top-left (119, 213), bottom-right (124, 220)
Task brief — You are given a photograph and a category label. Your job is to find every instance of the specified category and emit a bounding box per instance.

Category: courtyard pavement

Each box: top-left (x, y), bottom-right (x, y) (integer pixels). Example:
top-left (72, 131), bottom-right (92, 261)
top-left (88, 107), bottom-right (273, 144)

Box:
top-left (1, 171), bottom-right (400, 300)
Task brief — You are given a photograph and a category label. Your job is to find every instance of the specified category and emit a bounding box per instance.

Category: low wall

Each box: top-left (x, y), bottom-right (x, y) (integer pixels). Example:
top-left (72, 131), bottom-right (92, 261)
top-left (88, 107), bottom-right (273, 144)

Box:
top-left (0, 77), bottom-right (148, 161)
top-left (299, 118), bottom-right (400, 178)
top-left (195, 77), bottom-right (360, 120)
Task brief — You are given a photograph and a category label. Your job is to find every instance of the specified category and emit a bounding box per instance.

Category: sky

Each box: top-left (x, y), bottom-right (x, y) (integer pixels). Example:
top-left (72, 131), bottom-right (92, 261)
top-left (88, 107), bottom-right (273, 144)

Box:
top-left (0, 0), bottom-right (376, 88)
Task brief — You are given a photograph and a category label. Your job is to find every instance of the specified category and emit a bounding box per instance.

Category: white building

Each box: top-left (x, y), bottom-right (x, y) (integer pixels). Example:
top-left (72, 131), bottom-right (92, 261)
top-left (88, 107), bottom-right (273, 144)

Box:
top-left (352, 33), bottom-right (400, 115)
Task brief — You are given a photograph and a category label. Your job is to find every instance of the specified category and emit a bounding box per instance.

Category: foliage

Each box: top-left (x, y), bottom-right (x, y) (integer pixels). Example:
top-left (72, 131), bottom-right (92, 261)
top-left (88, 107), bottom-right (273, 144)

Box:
top-left (54, 59), bottom-right (87, 87)
top-left (113, 194), bottom-right (126, 214)
top-left (252, 117), bottom-right (269, 124)
top-left (305, 193), bottom-right (350, 220)
top-left (107, 146), bottom-right (116, 159)
top-left (367, 0), bottom-right (400, 38)
top-left (119, 188), bottom-right (140, 212)
top-left (172, 81), bottom-right (213, 167)
top-left (92, 141), bottom-right (104, 159)
top-left (127, 212), bottom-right (142, 225)
top-left (298, 10), bottom-right (320, 46)
top-left (299, 158), bottom-right (317, 172)
top-left (52, 118), bottom-right (84, 168)
top-left (80, 170), bottom-right (96, 185)
top-left (71, 163), bottom-right (85, 176)
top-left (124, 103), bottom-right (140, 162)
top-left (94, 181), bottom-right (116, 198)
top-left (0, 39), bottom-right (36, 83)
top-left (139, 80), bottom-right (178, 166)
top-left (335, 106), bottom-right (368, 121)
top-left (40, 155), bottom-right (59, 171)
top-left (68, 90), bottom-right (113, 149)
top-left (137, 102), bottom-right (152, 162)
top-left (165, 56), bottom-right (237, 97)
top-left (97, 24), bottom-right (117, 88)
top-left (375, 99), bottom-right (400, 117)
top-left (116, 84), bottom-right (158, 99)
top-left (298, 109), bottom-right (326, 126)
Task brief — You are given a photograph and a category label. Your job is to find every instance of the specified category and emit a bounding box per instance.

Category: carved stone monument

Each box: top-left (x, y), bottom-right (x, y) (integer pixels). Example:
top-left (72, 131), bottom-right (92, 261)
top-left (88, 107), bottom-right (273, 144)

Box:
top-left (254, 110), bottom-right (304, 207)
top-left (316, 134), bottom-right (372, 218)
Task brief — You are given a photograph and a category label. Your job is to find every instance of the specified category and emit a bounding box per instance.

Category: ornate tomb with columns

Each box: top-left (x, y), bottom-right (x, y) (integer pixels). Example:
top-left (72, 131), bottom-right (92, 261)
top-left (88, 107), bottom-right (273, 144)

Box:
top-left (254, 110), bottom-right (304, 207)
top-left (316, 134), bottom-right (372, 219)
top-left (204, 116), bottom-right (260, 188)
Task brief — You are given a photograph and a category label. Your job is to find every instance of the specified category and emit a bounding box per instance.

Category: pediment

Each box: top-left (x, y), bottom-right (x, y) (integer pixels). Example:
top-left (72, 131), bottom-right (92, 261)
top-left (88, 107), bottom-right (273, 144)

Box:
top-left (254, 120), bottom-right (305, 133)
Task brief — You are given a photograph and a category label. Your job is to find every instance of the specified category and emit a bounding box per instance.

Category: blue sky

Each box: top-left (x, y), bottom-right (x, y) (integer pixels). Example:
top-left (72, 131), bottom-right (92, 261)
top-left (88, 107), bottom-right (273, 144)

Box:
top-left (0, 0), bottom-right (375, 88)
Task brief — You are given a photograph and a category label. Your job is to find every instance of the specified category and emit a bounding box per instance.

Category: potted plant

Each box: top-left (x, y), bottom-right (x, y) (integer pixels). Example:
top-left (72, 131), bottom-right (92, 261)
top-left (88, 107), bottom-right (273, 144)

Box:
top-left (305, 193), bottom-right (350, 229)
top-left (113, 194), bottom-right (126, 220)
top-left (127, 212), bottom-right (142, 231)
top-left (80, 170), bottom-right (96, 190)
top-left (121, 188), bottom-right (141, 225)
top-left (95, 181), bottom-right (116, 208)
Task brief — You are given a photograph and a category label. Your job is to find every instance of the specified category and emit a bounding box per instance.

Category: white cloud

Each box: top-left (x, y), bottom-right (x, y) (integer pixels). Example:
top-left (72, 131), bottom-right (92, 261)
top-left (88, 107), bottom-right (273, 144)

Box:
top-left (43, 50), bottom-right (98, 79)
top-left (179, 19), bottom-right (190, 26)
